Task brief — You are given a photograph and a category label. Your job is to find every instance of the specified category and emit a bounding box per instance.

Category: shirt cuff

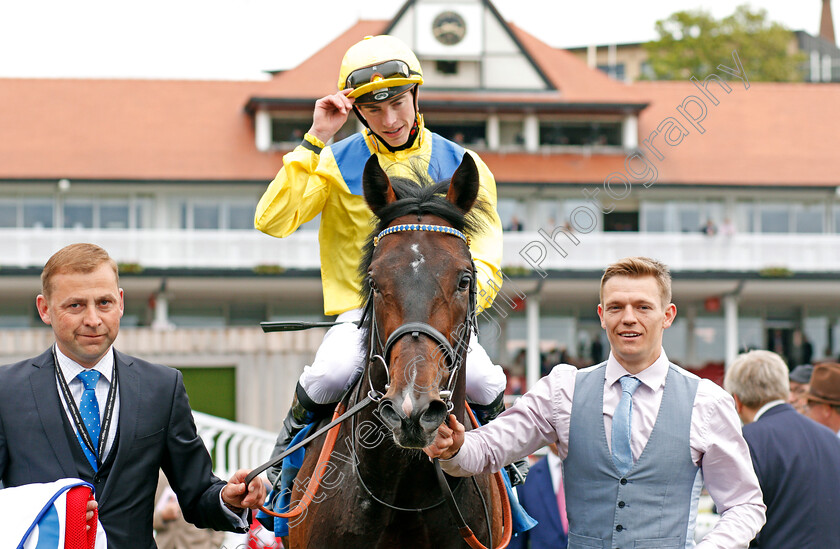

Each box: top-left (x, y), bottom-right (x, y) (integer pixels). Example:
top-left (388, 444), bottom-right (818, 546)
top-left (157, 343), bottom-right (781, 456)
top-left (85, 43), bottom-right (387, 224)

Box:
top-left (300, 133), bottom-right (325, 154)
top-left (218, 490), bottom-right (250, 528)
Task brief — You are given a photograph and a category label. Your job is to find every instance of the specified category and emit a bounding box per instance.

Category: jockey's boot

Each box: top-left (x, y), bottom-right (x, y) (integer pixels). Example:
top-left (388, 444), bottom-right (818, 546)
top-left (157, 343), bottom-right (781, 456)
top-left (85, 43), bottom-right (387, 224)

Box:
top-left (266, 383), bottom-right (335, 486)
top-left (470, 391), bottom-right (530, 487)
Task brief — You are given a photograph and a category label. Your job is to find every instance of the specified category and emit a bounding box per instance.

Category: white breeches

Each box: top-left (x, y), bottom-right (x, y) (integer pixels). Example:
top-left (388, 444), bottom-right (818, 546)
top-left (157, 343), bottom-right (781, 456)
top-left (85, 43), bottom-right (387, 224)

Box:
top-left (298, 309), bottom-right (506, 406)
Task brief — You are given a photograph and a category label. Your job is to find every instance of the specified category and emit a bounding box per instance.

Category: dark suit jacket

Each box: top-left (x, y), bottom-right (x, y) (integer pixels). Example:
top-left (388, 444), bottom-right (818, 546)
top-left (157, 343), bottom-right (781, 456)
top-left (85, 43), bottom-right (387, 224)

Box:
top-left (0, 348), bottom-right (246, 548)
top-left (743, 403), bottom-right (840, 548)
top-left (508, 456), bottom-right (568, 549)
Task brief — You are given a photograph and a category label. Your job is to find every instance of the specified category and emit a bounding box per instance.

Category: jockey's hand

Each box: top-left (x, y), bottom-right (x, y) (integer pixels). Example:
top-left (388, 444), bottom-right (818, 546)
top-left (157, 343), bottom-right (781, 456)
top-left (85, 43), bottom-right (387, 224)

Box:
top-left (308, 89), bottom-right (355, 144)
top-left (221, 469), bottom-right (268, 511)
top-left (86, 499), bottom-right (97, 530)
top-left (423, 414), bottom-right (465, 460)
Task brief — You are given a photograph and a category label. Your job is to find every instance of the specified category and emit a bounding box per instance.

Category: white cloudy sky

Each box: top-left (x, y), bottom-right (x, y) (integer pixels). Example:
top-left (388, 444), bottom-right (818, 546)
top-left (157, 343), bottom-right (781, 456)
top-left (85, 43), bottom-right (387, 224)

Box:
top-left (0, 0), bottom-right (835, 80)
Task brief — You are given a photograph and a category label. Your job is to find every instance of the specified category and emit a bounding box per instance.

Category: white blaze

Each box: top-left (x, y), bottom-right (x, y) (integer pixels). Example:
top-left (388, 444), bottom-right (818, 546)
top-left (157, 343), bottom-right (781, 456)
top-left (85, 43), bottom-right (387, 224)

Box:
top-left (410, 243), bottom-right (425, 273)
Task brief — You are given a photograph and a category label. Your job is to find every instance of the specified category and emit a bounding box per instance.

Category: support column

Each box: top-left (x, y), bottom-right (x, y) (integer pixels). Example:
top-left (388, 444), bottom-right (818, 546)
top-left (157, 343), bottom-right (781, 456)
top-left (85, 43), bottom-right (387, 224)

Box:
top-left (254, 110), bottom-right (272, 152)
top-left (526, 293), bottom-right (541, 391)
top-left (524, 113), bottom-right (539, 153)
top-left (497, 314), bottom-right (509, 366)
top-left (586, 44), bottom-right (597, 68)
top-left (685, 304), bottom-right (697, 367)
top-left (487, 114), bottom-right (500, 150)
top-left (724, 295), bottom-right (739, 370)
top-left (622, 115), bottom-right (638, 149)
top-left (152, 279), bottom-right (175, 330)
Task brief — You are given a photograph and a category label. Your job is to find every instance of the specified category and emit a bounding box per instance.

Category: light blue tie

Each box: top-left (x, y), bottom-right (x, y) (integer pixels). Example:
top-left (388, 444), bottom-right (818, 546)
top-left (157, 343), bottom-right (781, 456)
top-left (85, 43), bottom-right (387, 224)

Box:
top-left (612, 375), bottom-right (642, 476)
top-left (76, 370), bottom-right (102, 471)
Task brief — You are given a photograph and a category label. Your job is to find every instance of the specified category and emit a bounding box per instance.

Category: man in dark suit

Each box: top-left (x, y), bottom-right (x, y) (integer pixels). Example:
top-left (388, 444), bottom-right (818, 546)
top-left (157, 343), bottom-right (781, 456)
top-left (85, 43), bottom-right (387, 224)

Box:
top-left (508, 444), bottom-right (568, 549)
top-left (724, 350), bottom-right (840, 548)
top-left (0, 243), bottom-right (266, 547)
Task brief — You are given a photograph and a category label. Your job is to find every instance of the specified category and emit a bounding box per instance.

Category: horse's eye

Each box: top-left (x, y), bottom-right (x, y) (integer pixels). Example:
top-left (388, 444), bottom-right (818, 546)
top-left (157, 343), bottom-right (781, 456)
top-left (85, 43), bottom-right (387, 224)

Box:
top-left (458, 274), bottom-right (472, 291)
top-left (369, 276), bottom-right (379, 293)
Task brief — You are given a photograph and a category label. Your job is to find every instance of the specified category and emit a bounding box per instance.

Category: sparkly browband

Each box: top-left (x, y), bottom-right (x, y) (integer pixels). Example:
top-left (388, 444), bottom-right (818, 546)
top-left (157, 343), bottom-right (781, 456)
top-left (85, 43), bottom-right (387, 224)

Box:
top-left (373, 223), bottom-right (470, 247)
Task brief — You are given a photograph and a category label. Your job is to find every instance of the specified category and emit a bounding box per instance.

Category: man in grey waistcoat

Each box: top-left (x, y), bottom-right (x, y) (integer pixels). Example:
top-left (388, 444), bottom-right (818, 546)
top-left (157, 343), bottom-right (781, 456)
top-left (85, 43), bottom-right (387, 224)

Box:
top-left (425, 257), bottom-right (766, 548)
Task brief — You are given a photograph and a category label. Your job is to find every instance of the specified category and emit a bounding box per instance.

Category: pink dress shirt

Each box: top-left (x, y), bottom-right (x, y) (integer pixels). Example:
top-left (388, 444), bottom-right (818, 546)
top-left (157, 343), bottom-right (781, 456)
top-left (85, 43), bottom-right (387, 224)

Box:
top-left (443, 350), bottom-right (766, 549)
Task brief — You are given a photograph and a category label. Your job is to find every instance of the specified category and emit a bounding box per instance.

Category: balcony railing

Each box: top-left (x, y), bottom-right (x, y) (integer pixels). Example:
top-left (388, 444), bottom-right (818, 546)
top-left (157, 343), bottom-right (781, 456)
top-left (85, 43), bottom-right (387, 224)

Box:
top-left (502, 232), bottom-right (840, 272)
top-left (193, 411), bottom-right (276, 480)
top-left (2, 228), bottom-right (840, 273)
top-left (192, 412), bottom-right (277, 547)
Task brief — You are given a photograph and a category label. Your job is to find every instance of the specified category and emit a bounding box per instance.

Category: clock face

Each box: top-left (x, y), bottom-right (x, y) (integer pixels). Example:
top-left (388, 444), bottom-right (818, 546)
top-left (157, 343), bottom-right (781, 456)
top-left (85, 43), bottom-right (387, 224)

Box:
top-left (432, 10), bottom-right (467, 46)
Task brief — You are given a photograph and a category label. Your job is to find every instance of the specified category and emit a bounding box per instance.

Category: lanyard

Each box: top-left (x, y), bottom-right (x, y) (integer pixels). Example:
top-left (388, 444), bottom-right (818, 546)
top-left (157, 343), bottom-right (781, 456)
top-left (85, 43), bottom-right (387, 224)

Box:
top-left (53, 346), bottom-right (118, 468)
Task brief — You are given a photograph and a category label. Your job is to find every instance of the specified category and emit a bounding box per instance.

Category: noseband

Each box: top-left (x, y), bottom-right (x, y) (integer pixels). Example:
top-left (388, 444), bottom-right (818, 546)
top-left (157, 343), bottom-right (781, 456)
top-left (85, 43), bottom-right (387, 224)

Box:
top-left (363, 223), bottom-right (478, 411)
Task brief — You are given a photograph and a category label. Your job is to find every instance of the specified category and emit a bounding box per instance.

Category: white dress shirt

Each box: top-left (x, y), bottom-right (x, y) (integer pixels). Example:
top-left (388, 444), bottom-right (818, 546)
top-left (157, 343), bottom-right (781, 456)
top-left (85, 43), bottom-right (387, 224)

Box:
top-left (54, 344), bottom-right (120, 460)
top-left (752, 399), bottom-right (785, 423)
top-left (443, 349), bottom-right (766, 549)
top-left (546, 451), bottom-right (563, 495)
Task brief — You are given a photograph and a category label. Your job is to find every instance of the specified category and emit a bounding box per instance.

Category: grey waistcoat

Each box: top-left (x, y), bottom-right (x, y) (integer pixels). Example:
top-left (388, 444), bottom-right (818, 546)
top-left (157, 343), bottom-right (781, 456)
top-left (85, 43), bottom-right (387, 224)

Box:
top-left (564, 363), bottom-right (702, 549)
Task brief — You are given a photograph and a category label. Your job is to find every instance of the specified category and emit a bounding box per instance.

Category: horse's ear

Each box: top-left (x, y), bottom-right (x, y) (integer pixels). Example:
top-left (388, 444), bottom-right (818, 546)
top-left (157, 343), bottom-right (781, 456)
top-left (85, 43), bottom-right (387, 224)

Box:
top-left (446, 153), bottom-right (480, 213)
top-left (363, 155), bottom-right (397, 216)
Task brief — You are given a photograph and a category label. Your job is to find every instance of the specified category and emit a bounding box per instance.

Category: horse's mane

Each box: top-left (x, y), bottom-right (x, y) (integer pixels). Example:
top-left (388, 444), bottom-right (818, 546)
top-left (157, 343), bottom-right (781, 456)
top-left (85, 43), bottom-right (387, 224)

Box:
top-left (357, 164), bottom-right (490, 333)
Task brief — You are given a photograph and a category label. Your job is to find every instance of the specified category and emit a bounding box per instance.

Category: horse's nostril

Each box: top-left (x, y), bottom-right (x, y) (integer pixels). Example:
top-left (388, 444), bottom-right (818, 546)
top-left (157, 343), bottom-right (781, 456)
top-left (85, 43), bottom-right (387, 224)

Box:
top-left (419, 399), bottom-right (448, 430)
top-left (378, 401), bottom-right (401, 429)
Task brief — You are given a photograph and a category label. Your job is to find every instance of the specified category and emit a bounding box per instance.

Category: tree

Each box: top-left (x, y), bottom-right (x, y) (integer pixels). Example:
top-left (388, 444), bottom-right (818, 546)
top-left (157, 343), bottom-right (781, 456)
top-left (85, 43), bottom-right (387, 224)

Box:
top-left (643, 4), bottom-right (805, 82)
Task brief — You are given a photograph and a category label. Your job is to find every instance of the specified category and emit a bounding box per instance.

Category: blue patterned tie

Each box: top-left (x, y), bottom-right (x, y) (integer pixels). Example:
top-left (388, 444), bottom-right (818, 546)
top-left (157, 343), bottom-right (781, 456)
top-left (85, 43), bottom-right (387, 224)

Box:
top-left (612, 375), bottom-right (642, 476)
top-left (76, 370), bottom-right (102, 471)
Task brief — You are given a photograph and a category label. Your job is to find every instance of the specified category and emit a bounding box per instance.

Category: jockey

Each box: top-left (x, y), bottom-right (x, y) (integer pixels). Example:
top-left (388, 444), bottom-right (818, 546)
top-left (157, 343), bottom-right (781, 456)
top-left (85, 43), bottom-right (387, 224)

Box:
top-left (255, 35), bottom-right (527, 485)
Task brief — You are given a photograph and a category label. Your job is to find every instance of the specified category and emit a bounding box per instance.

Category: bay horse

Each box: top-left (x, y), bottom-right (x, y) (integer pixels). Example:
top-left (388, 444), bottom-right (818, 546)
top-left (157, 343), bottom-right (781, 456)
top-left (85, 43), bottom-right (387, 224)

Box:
top-left (280, 154), bottom-right (508, 548)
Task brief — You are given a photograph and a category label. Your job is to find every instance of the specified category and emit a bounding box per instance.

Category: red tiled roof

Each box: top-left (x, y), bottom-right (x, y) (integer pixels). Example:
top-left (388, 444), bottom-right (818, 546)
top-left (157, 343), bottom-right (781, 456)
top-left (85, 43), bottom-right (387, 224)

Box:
top-left (255, 21), bottom-right (643, 108)
top-left (259, 20), bottom-right (389, 98)
top-left (0, 78), bottom-right (283, 181)
top-left (481, 152), bottom-right (626, 184)
top-left (0, 19), bottom-right (838, 188)
top-left (632, 81), bottom-right (840, 186)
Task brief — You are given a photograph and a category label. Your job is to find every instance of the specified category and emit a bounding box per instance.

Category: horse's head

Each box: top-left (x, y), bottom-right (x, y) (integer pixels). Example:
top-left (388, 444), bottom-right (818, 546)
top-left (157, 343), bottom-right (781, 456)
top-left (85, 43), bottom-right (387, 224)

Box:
top-left (360, 154), bottom-right (483, 449)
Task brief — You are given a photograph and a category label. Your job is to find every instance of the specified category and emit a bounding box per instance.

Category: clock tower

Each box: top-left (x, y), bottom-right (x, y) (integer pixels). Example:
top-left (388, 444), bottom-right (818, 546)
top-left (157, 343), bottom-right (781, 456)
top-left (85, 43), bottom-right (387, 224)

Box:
top-left (385, 0), bottom-right (551, 90)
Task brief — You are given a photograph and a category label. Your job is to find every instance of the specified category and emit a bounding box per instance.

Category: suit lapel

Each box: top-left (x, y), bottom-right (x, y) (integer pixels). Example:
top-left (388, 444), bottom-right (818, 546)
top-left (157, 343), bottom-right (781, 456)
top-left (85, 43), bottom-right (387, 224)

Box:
top-left (30, 349), bottom-right (78, 479)
top-left (97, 350), bottom-right (138, 509)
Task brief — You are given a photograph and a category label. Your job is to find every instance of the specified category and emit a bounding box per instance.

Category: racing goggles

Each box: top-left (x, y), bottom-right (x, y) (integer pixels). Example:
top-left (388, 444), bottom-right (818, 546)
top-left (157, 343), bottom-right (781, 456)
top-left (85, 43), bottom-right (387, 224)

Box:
top-left (346, 60), bottom-right (423, 101)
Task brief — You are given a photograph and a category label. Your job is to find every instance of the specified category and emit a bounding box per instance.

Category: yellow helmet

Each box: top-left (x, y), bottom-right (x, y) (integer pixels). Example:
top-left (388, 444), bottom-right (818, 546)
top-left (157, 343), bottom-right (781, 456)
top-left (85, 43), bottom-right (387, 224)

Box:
top-left (337, 35), bottom-right (424, 104)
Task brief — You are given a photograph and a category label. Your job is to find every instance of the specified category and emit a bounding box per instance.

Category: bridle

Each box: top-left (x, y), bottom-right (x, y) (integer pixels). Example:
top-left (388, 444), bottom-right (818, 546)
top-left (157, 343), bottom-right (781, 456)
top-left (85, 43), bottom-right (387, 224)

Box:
top-left (247, 221), bottom-right (511, 549)
top-left (348, 221), bottom-right (477, 514)
top-left (362, 222), bottom-right (479, 415)
top-left (354, 222), bottom-right (513, 549)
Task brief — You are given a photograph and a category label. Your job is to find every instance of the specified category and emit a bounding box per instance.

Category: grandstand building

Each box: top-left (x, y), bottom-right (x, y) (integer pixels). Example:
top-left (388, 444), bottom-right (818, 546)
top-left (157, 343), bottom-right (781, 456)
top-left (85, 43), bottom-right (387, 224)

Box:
top-left (2, 0), bottom-right (839, 430)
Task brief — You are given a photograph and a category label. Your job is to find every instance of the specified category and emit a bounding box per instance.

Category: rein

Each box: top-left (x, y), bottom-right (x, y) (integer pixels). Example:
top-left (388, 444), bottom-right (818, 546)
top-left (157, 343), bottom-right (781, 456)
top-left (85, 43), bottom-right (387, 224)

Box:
top-left (244, 396), bottom-right (373, 518)
top-left (433, 406), bottom-right (513, 549)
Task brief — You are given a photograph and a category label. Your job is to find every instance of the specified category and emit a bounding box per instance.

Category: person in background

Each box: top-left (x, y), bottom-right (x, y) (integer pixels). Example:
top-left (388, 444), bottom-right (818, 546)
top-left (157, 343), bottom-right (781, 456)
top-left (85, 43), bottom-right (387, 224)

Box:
top-left (154, 471), bottom-right (225, 549)
top-left (724, 350), bottom-right (840, 548)
top-left (425, 256), bottom-right (765, 548)
top-left (786, 329), bottom-right (813, 370)
top-left (787, 363), bottom-right (814, 414)
top-left (590, 336), bottom-right (604, 365)
top-left (508, 444), bottom-right (568, 549)
top-left (719, 218), bottom-right (736, 237)
top-left (700, 219), bottom-right (717, 236)
top-left (769, 329), bottom-right (787, 366)
top-left (804, 362), bottom-right (840, 436)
